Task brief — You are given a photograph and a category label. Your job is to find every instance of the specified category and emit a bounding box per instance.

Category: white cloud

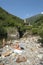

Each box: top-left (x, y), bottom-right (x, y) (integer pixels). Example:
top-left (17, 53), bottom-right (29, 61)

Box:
top-left (41, 12), bottom-right (43, 14)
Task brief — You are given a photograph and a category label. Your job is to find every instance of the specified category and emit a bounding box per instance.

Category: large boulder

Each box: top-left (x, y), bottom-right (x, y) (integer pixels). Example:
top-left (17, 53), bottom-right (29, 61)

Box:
top-left (16, 55), bottom-right (27, 63)
top-left (7, 27), bottom-right (19, 40)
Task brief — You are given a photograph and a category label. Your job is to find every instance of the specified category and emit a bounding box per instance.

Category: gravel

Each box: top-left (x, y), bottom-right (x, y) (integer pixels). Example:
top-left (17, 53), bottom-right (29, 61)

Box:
top-left (0, 36), bottom-right (43, 65)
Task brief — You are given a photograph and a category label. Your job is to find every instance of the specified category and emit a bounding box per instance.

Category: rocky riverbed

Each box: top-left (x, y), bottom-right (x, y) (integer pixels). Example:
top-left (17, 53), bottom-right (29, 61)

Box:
top-left (0, 36), bottom-right (43, 65)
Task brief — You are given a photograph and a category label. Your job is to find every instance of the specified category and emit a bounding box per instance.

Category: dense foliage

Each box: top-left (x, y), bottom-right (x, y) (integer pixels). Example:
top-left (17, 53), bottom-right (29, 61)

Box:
top-left (0, 26), bottom-right (7, 39)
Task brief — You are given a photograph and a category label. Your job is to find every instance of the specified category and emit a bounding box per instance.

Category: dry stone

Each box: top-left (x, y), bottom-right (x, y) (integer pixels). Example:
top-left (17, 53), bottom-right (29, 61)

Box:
top-left (0, 36), bottom-right (43, 65)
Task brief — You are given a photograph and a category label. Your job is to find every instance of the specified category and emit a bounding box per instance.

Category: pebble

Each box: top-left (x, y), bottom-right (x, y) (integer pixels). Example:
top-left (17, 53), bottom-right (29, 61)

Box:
top-left (0, 36), bottom-right (43, 65)
top-left (37, 54), bottom-right (43, 59)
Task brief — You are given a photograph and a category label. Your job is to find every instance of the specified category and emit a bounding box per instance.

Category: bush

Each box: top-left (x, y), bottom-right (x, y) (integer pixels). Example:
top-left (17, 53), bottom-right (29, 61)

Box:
top-left (0, 26), bottom-right (7, 39)
top-left (38, 29), bottom-right (43, 38)
top-left (32, 28), bottom-right (38, 35)
top-left (38, 28), bottom-right (43, 46)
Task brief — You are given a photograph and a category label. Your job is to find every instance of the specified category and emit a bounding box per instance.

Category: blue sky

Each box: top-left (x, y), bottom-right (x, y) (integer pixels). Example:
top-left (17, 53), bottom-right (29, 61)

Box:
top-left (0, 0), bottom-right (43, 19)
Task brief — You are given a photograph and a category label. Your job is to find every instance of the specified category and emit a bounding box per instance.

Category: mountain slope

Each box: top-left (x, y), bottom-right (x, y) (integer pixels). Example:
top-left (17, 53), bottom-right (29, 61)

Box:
top-left (0, 7), bottom-right (25, 39)
top-left (26, 14), bottom-right (43, 25)
top-left (0, 7), bottom-right (24, 27)
top-left (26, 14), bottom-right (43, 42)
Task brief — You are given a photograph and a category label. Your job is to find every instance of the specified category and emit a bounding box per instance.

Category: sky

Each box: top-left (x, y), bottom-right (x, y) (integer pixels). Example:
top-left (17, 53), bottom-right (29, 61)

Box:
top-left (0, 0), bottom-right (43, 19)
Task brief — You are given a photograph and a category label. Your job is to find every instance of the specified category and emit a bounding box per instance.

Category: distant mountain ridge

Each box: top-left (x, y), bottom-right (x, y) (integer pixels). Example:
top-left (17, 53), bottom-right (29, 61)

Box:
top-left (26, 14), bottom-right (43, 25)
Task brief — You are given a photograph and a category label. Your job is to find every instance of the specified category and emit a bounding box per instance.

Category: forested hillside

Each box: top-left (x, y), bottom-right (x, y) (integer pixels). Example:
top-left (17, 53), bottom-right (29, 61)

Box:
top-left (0, 7), bottom-right (25, 39)
top-left (0, 7), bottom-right (24, 27)
top-left (26, 14), bottom-right (43, 25)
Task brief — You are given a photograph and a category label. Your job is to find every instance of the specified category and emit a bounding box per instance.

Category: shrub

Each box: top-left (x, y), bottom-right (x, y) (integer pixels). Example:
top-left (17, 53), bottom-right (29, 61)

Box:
top-left (32, 28), bottom-right (38, 35)
top-left (0, 26), bottom-right (7, 39)
top-left (38, 28), bottom-right (43, 38)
